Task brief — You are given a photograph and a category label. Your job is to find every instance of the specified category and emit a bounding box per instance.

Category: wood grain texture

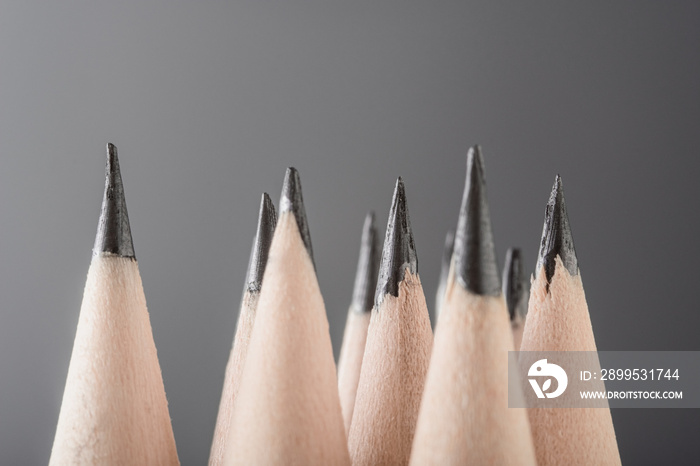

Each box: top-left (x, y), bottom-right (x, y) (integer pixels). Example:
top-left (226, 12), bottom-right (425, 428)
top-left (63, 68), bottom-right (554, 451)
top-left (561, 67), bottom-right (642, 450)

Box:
top-left (410, 273), bottom-right (536, 466)
top-left (519, 257), bottom-right (621, 466)
top-left (209, 291), bottom-right (259, 466)
top-left (223, 213), bottom-right (350, 465)
top-left (337, 309), bottom-right (371, 436)
top-left (50, 256), bottom-right (179, 466)
top-left (348, 270), bottom-right (433, 466)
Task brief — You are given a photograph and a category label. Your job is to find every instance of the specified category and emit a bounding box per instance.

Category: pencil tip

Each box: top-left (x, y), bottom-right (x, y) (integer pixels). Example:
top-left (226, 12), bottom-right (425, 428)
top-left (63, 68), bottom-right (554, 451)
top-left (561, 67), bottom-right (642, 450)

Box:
top-left (352, 212), bottom-right (381, 312)
top-left (93, 143), bottom-right (135, 258)
top-left (280, 167), bottom-right (314, 266)
top-left (503, 248), bottom-right (528, 321)
top-left (453, 145), bottom-right (501, 295)
top-left (437, 230), bottom-right (455, 289)
top-left (245, 193), bottom-right (278, 292)
top-left (375, 177), bottom-right (418, 307)
top-left (537, 174), bottom-right (578, 283)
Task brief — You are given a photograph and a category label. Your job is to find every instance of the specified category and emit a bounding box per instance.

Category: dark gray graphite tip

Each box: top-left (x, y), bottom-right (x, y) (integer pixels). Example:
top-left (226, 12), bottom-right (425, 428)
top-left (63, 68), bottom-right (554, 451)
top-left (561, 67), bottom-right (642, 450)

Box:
top-left (537, 175), bottom-right (578, 285)
top-left (502, 248), bottom-right (529, 321)
top-left (438, 230), bottom-right (455, 291)
top-left (93, 143), bottom-right (135, 259)
top-left (351, 212), bottom-right (381, 313)
top-left (280, 167), bottom-right (314, 268)
top-left (453, 146), bottom-right (501, 296)
top-left (374, 177), bottom-right (418, 307)
top-left (245, 193), bottom-right (277, 293)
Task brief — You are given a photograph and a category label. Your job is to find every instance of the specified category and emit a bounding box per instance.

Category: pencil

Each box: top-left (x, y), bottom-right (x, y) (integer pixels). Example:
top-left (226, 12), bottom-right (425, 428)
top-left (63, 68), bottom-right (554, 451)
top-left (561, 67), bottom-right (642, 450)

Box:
top-left (434, 230), bottom-right (455, 322)
top-left (337, 212), bottom-right (380, 435)
top-left (223, 168), bottom-right (350, 465)
top-left (502, 247), bottom-right (528, 350)
top-left (209, 193), bottom-right (277, 466)
top-left (519, 175), bottom-right (621, 465)
top-left (347, 178), bottom-right (433, 466)
top-left (50, 144), bottom-right (179, 465)
top-left (410, 146), bottom-right (536, 465)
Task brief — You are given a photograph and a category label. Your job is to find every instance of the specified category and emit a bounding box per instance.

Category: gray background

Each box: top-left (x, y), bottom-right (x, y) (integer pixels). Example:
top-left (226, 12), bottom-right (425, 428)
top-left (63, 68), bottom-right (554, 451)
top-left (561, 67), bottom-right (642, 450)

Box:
top-left (1, 1), bottom-right (698, 464)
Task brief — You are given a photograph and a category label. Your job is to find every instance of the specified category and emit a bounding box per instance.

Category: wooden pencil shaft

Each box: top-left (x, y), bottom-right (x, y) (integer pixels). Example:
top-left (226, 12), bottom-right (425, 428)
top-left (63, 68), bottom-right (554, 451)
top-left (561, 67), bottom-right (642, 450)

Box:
top-left (337, 309), bottom-right (371, 435)
top-left (411, 281), bottom-right (536, 465)
top-left (348, 270), bottom-right (433, 466)
top-left (520, 261), bottom-right (621, 466)
top-left (211, 193), bottom-right (277, 465)
top-left (50, 256), bottom-right (179, 465)
top-left (224, 213), bottom-right (349, 465)
top-left (209, 291), bottom-right (259, 466)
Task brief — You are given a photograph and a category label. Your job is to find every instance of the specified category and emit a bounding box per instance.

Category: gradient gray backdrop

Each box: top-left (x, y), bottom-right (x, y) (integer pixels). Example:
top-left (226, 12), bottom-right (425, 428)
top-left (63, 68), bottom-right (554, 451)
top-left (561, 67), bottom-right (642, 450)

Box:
top-left (1, 1), bottom-right (698, 464)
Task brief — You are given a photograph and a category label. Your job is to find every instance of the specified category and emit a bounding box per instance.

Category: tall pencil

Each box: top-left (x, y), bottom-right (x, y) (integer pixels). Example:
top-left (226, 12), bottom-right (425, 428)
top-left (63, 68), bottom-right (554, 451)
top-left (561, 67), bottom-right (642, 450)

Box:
top-left (347, 178), bottom-right (433, 466)
top-left (50, 144), bottom-right (179, 465)
top-left (209, 193), bottom-right (277, 466)
top-left (337, 212), bottom-right (380, 435)
top-left (224, 168), bottom-right (350, 465)
top-left (411, 146), bottom-right (536, 465)
top-left (434, 230), bottom-right (455, 321)
top-left (519, 176), bottom-right (621, 465)
top-left (503, 247), bottom-right (528, 350)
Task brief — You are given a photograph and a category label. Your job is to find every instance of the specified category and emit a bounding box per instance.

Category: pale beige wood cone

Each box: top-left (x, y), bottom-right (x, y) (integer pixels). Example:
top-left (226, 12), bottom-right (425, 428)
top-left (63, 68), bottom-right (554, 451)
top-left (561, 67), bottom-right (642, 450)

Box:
top-left (50, 256), bottom-right (179, 466)
top-left (348, 270), bottom-right (433, 466)
top-left (512, 316), bottom-right (525, 351)
top-left (520, 257), bottom-right (621, 466)
top-left (209, 291), bottom-right (260, 466)
top-left (223, 214), bottom-right (350, 466)
top-left (410, 273), bottom-right (536, 466)
top-left (337, 309), bottom-right (370, 435)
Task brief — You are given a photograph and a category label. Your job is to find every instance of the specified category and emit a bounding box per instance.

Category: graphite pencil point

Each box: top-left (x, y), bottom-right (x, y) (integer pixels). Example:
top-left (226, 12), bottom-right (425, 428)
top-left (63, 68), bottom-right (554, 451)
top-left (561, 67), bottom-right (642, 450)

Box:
top-left (93, 143), bottom-right (135, 259)
top-left (245, 193), bottom-right (277, 292)
top-left (537, 175), bottom-right (578, 284)
top-left (502, 248), bottom-right (528, 322)
top-left (280, 167), bottom-right (314, 267)
top-left (375, 177), bottom-right (417, 307)
top-left (351, 212), bottom-right (380, 313)
top-left (453, 145), bottom-right (501, 296)
top-left (521, 176), bottom-right (619, 465)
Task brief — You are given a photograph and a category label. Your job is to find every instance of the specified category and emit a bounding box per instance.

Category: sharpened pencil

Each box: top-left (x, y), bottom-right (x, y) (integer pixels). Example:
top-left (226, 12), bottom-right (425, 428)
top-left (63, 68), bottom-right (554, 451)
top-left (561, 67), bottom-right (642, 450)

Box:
top-left (50, 144), bottom-right (179, 465)
top-left (337, 212), bottom-right (380, 436)
top-left (502, 247), bottom-right (528, 350)
top-left (223, 168), bottom-right (350, 465)
top-left (435, 230), bottom-right (455, 322)
top-left (410, 146), bottom-right (536, 466)
top-left (347, 178), bottom-right (433, 466)
top-left (519, 175), bottom-right (621, 466)
top-left (209, 193), bottom-right (277, 466)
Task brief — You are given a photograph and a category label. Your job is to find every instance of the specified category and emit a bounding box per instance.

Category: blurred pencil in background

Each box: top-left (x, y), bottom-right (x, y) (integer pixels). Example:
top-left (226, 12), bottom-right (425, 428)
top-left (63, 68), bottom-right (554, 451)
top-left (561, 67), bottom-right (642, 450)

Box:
top-left (209, 193), bottom-right (276, 466)
top-left (337, 212), bottom-right (380, 435)
top-left (502, 247), bottom-right (528, 350)
top-left (434, 230), bottom-right (455, 323)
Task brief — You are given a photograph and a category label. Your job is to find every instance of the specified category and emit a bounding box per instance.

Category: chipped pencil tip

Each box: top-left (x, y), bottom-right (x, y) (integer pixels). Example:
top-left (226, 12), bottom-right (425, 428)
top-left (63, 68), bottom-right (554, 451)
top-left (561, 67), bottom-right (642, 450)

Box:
top-left (374, 177), bottom-right (418, 307)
